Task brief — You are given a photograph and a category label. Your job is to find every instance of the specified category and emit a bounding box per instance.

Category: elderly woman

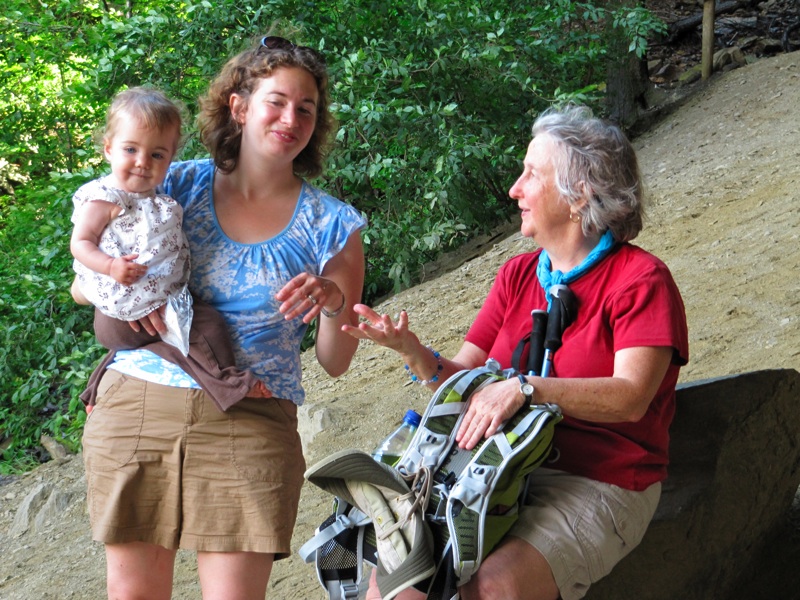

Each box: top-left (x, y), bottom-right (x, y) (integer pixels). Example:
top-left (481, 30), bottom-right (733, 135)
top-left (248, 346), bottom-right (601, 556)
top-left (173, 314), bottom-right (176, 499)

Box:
top-left (344, 104), bottom-right (688, 600)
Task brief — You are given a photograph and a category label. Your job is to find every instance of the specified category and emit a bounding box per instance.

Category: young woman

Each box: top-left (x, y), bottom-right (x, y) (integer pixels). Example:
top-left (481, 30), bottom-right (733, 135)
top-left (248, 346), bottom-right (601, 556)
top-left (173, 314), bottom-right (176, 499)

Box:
top-left (80, 36), bottom-right (365, 599)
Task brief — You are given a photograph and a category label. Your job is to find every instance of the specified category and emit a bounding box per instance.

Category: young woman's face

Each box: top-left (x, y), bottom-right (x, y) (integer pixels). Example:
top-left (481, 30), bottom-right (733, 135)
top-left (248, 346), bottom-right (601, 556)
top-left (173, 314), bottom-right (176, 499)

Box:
top-left (509, 134), bottom-right (569, 243)
top-left (233, 66), bottom-right (319, 166)
top-left (103, 115), bottom-right (178, 194)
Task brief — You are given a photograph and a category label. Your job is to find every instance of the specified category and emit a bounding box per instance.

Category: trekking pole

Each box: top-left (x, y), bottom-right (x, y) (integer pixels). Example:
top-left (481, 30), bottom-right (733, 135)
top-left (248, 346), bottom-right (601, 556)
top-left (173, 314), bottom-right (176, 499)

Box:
top-left (527, 309), bottom-right (548, 376)
top-left (540, 285), bottom-right (577, 378)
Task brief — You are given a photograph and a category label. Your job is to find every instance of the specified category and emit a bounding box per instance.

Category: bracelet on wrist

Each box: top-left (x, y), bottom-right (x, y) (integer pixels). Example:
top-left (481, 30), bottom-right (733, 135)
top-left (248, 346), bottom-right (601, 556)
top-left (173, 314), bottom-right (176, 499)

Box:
top-left (404, 345), bottom-right (443, 385)
top-left (321, 292), bottom-right (346, 318)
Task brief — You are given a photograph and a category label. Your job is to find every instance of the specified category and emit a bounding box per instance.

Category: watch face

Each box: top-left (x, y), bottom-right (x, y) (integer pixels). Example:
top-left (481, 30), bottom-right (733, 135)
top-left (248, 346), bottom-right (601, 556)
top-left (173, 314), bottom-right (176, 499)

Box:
top-left (518, 374), bottom-right (534, 397)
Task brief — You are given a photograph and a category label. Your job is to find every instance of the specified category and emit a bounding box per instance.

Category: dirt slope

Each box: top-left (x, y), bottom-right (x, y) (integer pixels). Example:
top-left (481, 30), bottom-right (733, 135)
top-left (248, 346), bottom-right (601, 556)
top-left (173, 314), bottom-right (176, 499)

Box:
top-left (1, 50), bottom-right (799, 600)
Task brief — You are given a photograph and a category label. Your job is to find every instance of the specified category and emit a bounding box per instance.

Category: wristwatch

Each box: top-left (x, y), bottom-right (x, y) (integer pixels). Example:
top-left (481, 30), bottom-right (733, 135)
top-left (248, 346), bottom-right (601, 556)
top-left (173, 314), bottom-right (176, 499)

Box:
top-left (517, 374), bottom-right (535, 406)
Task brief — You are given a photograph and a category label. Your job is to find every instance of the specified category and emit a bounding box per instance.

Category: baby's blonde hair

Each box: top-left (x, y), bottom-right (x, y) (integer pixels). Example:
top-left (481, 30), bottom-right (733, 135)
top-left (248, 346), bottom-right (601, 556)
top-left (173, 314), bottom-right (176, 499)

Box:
top-left (103, 87), bottom-right (183, 151)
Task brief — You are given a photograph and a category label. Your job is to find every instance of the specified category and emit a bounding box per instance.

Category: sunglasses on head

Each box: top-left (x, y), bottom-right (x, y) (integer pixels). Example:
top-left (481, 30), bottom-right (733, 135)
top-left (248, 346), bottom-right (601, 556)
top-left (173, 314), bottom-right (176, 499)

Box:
top-left (259, 36), bottom-right (326, 64)
top-left (260, 36), bottom-right (296, 51)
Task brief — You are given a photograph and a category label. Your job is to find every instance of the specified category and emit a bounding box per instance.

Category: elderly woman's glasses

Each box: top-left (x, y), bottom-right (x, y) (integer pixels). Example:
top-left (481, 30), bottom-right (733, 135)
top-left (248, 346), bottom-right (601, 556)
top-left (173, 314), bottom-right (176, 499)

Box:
top-left (259, 36), bottom-right (326, 64)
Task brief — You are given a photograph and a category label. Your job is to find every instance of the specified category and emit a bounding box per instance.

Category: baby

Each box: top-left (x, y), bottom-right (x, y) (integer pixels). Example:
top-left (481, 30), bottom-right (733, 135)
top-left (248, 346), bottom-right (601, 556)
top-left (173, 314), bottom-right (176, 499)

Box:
top-left (70, 86), bottom-right (268, 411)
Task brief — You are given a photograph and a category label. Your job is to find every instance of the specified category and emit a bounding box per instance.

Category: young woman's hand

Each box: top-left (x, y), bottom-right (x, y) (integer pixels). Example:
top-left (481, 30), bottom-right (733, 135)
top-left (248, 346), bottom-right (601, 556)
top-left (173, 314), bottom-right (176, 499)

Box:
top-left (129, 303), bottom-right (167, 336)
top-left (275, 272), bottom-right (345, 324)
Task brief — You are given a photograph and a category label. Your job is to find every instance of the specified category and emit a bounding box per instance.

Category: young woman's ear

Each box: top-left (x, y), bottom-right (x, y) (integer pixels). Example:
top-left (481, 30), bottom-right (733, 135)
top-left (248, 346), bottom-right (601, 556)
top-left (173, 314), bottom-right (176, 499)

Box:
top-left (229, 93), bottom-right (247, 126)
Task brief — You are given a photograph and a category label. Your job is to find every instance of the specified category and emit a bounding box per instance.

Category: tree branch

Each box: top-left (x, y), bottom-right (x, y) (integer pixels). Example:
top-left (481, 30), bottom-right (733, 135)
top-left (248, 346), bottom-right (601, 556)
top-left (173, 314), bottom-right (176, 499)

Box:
top-left (668, 0), bottom-right (756, 42)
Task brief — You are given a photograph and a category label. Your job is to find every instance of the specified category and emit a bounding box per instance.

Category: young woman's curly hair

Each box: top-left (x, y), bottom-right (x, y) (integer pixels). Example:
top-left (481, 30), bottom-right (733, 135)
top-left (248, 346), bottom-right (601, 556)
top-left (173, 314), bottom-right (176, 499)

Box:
top-left (198, 37), bottom-right (334, 178)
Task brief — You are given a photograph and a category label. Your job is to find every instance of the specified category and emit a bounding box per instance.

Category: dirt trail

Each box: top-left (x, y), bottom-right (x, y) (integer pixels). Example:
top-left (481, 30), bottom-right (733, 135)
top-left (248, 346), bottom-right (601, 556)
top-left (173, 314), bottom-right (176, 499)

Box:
top-left (1, 50), bottom-right (799, 599)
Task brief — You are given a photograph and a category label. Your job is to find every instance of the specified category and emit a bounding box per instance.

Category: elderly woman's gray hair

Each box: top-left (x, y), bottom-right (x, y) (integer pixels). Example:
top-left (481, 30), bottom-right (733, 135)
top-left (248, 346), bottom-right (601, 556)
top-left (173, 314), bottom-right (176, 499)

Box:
top-left (532, 104), bottom-right (644, 242)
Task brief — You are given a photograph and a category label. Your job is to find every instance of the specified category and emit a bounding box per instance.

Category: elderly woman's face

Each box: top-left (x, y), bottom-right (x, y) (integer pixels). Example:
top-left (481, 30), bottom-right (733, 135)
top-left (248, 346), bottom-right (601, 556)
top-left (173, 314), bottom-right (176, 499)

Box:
top-left (509, 134), bottom-right (567, 242)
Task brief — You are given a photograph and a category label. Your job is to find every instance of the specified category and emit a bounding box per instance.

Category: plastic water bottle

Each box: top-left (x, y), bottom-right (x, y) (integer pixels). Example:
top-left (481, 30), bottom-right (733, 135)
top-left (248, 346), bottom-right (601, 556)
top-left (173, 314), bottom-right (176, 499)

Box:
top-left (372, 409), bottom-right (422, 466)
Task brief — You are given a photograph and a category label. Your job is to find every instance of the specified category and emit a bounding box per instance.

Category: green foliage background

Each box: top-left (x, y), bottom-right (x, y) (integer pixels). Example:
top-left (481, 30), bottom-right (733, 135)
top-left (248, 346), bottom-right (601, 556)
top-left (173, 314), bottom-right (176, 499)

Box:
top-left (0, 0), bottom-right (663, 472)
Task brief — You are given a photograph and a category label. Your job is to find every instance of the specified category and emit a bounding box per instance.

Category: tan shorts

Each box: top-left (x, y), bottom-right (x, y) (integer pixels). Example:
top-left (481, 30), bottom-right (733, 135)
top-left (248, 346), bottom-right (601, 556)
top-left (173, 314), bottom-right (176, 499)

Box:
top-left (509, 469), bottom-right (661, 600)
top-left (82, 370), bottom-right (305, 557)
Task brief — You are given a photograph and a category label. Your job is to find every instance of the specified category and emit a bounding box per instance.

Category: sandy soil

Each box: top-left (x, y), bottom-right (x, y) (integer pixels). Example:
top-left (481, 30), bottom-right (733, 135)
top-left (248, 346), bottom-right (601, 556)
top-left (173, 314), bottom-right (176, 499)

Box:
top-left (1, 50), bottom-right (799, 599)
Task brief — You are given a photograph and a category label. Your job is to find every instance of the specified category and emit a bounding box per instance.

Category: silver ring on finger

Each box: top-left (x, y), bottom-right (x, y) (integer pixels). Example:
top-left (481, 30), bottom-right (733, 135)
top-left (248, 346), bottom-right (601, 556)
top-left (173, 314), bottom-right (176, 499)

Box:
top-left (307, 294), bottom-right (318, 305)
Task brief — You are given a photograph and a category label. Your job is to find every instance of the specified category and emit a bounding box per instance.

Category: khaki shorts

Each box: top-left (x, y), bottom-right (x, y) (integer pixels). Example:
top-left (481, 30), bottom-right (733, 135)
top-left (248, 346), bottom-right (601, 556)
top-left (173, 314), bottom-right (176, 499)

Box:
top-left (509, 468), bottom-right (661, 600)
top-left (82, 370), bottom-right (305, 557)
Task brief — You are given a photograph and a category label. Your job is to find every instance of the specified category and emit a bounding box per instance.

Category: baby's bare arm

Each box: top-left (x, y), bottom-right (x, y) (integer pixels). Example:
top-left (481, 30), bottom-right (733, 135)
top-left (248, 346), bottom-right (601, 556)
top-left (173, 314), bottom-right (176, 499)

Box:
top-left (71, 200), bottom-right (147, 285)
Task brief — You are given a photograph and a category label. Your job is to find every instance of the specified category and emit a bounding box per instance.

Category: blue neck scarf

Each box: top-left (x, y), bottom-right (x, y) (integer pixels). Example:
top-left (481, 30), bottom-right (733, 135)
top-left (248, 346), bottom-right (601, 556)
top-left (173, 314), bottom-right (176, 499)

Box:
top-left (536, 230), bottom-right (616, 309)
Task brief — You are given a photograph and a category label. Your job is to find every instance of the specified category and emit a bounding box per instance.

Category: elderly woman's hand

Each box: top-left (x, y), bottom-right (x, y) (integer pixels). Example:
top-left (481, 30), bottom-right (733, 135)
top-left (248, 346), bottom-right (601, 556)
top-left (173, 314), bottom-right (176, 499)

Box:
top-left (276, 271), bottom-right (345, 324)
top-left (341, 305), bottom-right (418, 354)
top-left (456, 378), bottom-right (526, 450)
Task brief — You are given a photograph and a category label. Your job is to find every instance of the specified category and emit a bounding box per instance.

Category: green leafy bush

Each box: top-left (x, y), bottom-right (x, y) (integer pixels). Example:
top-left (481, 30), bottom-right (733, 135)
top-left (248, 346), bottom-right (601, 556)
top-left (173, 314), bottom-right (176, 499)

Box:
top-left (0, 174), bottom-right (104, 472)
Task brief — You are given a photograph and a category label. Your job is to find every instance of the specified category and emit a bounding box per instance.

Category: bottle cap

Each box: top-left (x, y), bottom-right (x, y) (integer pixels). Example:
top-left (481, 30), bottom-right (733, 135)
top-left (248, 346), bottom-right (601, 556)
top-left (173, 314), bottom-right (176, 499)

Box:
top-left (403, 409), bottom-right (421, 428)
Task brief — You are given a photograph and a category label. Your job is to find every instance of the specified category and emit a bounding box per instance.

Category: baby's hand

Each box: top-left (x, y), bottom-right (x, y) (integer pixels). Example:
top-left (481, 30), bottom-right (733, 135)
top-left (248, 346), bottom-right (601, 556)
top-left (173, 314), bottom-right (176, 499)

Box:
top-left (110, 254), bottom-right (147, 286)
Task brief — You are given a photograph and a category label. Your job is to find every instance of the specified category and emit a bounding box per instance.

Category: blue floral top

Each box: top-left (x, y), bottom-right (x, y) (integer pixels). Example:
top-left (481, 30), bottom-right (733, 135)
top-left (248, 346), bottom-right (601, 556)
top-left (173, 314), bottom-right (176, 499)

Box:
top-left (110, 159), bottom-right (366, 405)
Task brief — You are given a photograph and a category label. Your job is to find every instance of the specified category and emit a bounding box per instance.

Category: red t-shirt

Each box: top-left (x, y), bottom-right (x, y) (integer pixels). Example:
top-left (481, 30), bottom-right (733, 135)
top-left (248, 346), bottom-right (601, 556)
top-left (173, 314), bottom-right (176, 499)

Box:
top-left (466, 243), bottom-right (689, 490)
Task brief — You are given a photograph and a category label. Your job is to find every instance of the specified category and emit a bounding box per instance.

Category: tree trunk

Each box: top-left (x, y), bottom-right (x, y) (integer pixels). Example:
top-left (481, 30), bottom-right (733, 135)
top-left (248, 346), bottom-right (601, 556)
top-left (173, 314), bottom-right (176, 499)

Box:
top-left (604, 0), bottom-right (650, 131)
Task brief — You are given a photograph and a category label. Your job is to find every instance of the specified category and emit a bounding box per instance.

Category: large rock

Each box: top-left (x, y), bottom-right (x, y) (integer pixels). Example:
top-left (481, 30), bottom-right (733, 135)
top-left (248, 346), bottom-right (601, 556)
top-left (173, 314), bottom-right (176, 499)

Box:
top-left (586, 368), bottom-right (800, 600)
top-left (7, 481), bottom-right (75, 538)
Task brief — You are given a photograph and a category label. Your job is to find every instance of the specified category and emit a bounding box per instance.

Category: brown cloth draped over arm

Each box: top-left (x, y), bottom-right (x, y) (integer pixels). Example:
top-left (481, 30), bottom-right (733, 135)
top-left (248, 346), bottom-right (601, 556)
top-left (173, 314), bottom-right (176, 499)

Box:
top-left (80, 297), bottom-right (262, 412)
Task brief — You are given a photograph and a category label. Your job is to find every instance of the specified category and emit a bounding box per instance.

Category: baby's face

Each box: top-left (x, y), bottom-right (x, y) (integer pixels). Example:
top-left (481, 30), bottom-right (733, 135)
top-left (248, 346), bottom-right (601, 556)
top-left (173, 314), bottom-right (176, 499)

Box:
top-left (103, 117), bottom-right (178, 194)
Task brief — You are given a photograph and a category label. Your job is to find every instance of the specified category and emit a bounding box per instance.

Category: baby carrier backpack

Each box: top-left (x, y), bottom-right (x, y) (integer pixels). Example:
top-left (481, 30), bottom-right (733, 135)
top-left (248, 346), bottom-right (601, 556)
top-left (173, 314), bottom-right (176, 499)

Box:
top-left (300, 360), bottom-right (563, 600)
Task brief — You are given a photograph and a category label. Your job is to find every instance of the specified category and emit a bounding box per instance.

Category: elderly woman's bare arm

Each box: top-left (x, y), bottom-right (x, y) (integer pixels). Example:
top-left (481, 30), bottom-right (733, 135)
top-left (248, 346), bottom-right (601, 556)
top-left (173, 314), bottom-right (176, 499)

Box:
top-left (456, 346), bottom-right (674, 450)
top-left (342, 306), bottom-right (490, 389)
